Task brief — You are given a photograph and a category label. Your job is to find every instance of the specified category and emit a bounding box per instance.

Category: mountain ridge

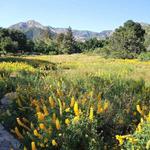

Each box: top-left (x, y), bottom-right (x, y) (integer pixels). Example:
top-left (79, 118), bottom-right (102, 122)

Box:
top-left (9, 20), bottom-right (113, 41)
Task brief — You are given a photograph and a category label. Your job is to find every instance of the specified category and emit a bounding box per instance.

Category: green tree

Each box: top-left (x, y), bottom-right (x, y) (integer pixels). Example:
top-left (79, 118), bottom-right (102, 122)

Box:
top-left (109, 20), bottom-right (145, 58)
top-left (56, 33), bottom-right (65, 54)
top-left (63, 27), bottom-right (78, 54)
top-left (0, 37), bottom-right (18, 53)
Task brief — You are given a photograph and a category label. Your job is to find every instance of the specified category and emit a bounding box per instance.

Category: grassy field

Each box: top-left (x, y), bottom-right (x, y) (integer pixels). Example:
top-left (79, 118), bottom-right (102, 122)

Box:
top-left (26, 54), bottom-right (150, 83)
top-left (0, 54), bottom-right (150, 150)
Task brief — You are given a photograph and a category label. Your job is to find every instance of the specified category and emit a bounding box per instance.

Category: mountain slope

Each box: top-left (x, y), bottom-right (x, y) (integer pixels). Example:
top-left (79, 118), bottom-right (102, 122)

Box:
top-left (9, 20), bottom-right (113, 41)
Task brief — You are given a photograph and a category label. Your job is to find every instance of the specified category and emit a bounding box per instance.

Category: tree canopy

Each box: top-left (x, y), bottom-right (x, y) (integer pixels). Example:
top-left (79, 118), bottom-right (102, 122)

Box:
top-left (108, 20), bottom-right (145, 58)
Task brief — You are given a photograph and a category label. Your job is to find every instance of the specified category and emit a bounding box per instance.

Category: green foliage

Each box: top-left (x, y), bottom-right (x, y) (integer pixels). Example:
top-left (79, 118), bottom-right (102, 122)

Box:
top-left (138, 52), bottom-right (150, 61)
top-left (0, 28), bottom-right (27, 53)
top-left (108, 20), bottom-right (146, 58)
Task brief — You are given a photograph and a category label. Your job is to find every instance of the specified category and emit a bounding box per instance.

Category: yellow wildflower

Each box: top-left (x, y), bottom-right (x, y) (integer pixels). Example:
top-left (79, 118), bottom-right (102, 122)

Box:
top-left (52, 113), bottom-right (56, 123)
top-left (97, 101), bottom-right (103, 114)
top-left (58, 98), bottom-right (63, 116)
top-left (74, 101), bottom-right (79, 116)
top-left (49, 97), bottom-right (55, 108)
top-left (103, 100), bottom-right (109, 111)
top-left (56, 118), bottom-right (61, 130)
top-left (37, 112), bottom-right (45, 121)
top-left (70, 97), bottom-right (75, 107)
top-left (136, 105), bottom-right (144, 116)
top-left (57, 89), bottom-right (63, 96)
top-left (65, 107), bottom-right (70, 112)
top-left (52, 139), bottom-right (58, 146)
top-left (89, 107), bottom-right (94, 122)
top-left (33, 129), bottom-right (41, 138)
top-left (136, 123), bottom-right (142, 132)
top-left (73, 116), bottom-right (79, 124)
top-left (116, 135), bottom-right (124, 145)
top-left (43, 105), bottom-right (49, 116)
top-left (65, 118), bottom-right (70, 126)
top-left (31, 141), bottom-right (37, 150)
top-left (39, 123), bottom-right (45, 130)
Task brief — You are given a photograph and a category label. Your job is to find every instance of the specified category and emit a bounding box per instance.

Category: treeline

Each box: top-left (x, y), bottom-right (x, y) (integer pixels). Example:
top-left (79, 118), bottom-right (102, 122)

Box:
top-left (0, 26), bottom-right (106, 55)
top-left (0, 20), bottom-right (148, 58)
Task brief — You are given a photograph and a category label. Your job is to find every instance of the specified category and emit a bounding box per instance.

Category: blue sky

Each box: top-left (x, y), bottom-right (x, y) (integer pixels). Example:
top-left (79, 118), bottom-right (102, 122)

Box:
top-left (0, 0), bottom-right (150, 32)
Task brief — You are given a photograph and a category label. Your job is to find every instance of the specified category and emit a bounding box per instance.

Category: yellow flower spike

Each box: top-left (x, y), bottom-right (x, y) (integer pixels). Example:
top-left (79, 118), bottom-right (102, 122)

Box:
top-left (74, 101), bottom-right (79, 116)
top-left (116, 135), bottom-right (124, 146)
top-left (73, 116), bottom-right (80, 124)
top-left (14, 127), bottom-right (24, 139)
top-left (89, 107), bottom-right (94, 122)
top-left (37, 112), bottom-right (45, 121)
top-left (58, 98), bottom-right (63, 116)
top-left (103, 100), bottom-right (109, 111)
top-left (31, 141), bottom-right (37, 150)
top-left (52, 139), bottom-right (58, 146)
top-left (49, 97), bottom-right (55, 108)
top-left (97, 101), bottom-right (103, 114)
top-left (89, 91), bottom-right (93, 97)
top-left (33, 129), bottom-right (41, 138)
top-left (65, 118), bottom-right (70, 126)
top-left (39, 123), bottom-right (45, 130)
top-left (136, 105), bottom-right (144, 116)
top-left (136, 123), bottom-right (142, 132)
top-left (55, 118), bottom-right (61, 130)
top-left (65, 107), bottom-right (70, 112)
top-left (43, 105), bottom-right (49, 116)
top-left (16, 118), bottom-right (31, 131)
top-left (52, 113), bottom-right (56, 123)
top-left (70, 97), bottom-right (75, 107)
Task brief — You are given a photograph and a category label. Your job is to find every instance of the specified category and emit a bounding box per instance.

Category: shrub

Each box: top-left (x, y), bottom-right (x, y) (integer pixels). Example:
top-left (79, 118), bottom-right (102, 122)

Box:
top-left (138, 52), bottom-right (150, 61)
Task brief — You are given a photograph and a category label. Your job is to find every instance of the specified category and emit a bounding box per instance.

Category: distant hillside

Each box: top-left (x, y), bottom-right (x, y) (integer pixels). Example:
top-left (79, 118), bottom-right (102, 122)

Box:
top-left (9, 20), bottom-right (113, 41)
